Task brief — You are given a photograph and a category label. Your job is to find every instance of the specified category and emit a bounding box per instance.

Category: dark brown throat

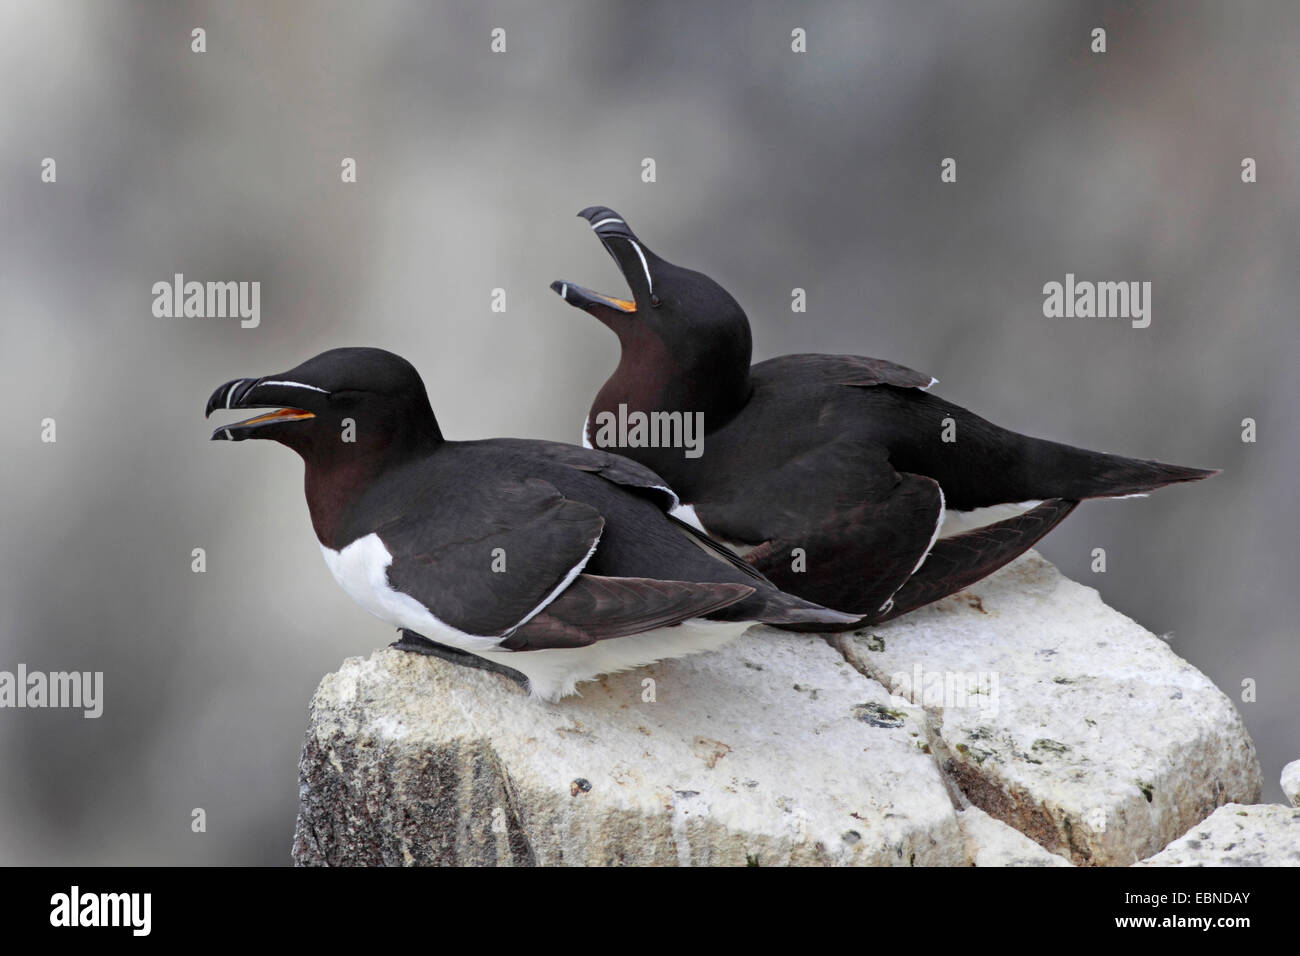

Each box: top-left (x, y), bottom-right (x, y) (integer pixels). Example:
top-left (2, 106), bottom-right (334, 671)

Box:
top-left (301, 431), bottom-right (440, 549)
top-left (304, 457), bottom-right (381, 549)
top-left (592, 325), bottom-right (752, 439)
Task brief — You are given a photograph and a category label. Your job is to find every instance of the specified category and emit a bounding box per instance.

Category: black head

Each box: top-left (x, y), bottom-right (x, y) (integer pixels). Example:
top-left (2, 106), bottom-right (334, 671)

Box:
top-left (205, 347), bottom-right (442, 460)
top-left (550, 206), bottom-right (753, 385)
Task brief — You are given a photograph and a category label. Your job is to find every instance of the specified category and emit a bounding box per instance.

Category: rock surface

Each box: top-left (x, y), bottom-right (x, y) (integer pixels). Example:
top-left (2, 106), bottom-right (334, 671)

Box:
top-left (293, 551), bottom-right (1265, 866)
top-left (840, 552), bottom-right (1261, 865)
top-left (293, 634), bottom-right (968, 866)
top-left (1281, 760), bottom-right (1300, 808)
top-left (957, 806), bottom-right (1072, 866)
top-left (1135, 803), bottom-right (1300, 866)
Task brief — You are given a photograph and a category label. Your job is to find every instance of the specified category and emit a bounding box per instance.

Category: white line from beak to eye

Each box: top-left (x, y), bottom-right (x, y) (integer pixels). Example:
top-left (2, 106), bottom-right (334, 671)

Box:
top-left (260, 380), bottom-right (329, 393)
top-left (624, 238), bottom-right (653, 295)
top-left (590, 218), bottom-right (624, 230)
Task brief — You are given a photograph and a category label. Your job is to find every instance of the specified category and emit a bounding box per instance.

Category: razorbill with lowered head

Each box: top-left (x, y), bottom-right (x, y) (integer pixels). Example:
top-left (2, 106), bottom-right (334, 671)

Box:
top-left (206, 347), bottom-right (855, 698)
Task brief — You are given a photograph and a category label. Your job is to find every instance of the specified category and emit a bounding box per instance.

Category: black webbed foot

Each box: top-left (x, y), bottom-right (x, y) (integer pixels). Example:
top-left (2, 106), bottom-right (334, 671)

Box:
top-left (390, 629), bottom-right (529, 689)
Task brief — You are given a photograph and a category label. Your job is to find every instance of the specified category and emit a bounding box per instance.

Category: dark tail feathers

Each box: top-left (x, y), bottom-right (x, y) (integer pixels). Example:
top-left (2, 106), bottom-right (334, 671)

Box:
top-left (871, 498), bottom-right (1078, 624)
top-left (749, 588), bottom-right (861, 628)
top-left (669, 513), bottom-right (860, 627)
top-left (1028, 438), bottom-right (1219, 500)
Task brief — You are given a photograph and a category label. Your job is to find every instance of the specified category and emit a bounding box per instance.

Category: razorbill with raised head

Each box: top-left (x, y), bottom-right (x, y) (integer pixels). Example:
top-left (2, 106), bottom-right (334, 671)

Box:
top-left (550, 206), bottom-right (1217, 627)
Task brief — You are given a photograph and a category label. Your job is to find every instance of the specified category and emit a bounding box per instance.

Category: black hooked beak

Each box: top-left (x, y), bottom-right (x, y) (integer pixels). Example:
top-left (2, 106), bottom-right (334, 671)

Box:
top-left (550, 206), bottom-right (657, 321)
top-left (205, 376), bottom-right (323, 441)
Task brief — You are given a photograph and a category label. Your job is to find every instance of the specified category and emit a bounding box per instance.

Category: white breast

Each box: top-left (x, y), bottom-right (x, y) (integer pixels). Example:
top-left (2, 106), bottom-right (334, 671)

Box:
top-left (320, 534), bottom-right (503, 655)
top-left (320, 532), bottom-right (755, 701)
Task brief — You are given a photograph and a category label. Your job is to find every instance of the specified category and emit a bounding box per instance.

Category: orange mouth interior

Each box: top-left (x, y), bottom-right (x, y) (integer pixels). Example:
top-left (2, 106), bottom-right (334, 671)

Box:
top-left (240, 408), bottom-right (315, 426)
top-left (594, 292), bottom-right (637, 313)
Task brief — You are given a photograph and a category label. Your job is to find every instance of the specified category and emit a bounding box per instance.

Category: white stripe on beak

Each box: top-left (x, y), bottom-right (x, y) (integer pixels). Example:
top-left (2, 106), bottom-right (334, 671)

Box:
top-left (623, 238), bottom-right (653, 295)
top-left (260, 380), bottom-right (329, 394)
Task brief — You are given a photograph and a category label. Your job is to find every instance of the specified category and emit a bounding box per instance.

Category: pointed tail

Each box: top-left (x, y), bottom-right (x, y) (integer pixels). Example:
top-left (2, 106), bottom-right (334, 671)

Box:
top-left (1019, 436), bottom-right (1219, 501)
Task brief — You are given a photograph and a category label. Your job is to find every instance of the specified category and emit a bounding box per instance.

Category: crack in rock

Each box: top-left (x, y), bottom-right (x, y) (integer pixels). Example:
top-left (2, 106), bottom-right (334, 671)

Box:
top-left (826, 552), bottom-right (1261, 866)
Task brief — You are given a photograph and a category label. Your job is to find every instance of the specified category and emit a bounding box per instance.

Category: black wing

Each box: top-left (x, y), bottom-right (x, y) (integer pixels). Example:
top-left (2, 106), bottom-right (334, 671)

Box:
top-left (759, 353), bottom-right (934, 390)
top-left (378, 476), bottom-right (605, 636)
top-left (695, 437), bottom-right (944, 617)
top-left (500, 574), bottom-right (754, 650)
top-left (487, 438), bottom-right (679, 510)
top-left (871, 498), bottom-right (1078, 623)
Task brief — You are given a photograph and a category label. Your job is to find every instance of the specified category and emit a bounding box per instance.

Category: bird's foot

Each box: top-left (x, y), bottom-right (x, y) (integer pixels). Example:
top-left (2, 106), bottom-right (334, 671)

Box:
top-left (390, 629), bottom-right (529, 689)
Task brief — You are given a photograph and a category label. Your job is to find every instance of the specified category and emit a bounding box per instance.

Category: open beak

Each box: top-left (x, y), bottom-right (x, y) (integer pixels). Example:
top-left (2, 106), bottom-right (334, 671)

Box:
top-left (550, 205), bottom-right (655, 323)
top-left (549, 280), bottom-right (636, 314)
top-left (205, 377), bottom-right (320, 441)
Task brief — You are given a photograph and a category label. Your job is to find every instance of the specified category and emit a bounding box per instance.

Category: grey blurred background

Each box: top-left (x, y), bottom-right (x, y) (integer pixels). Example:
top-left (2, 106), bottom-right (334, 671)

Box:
top-left (1, 0), bottom-right (1296, 864)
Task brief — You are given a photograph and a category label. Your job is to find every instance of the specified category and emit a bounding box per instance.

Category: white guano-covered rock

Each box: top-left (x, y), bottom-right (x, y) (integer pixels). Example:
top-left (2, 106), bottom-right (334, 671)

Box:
top-left (293, 634), bottom-right (967, 866)
top-left (1136, 803), bottom-right (1300, 866)
top-left (957, 806), bottom-right (1072, 866)
top-left (292, 550), bottom-right (1264, 866)
top-left (1281, 760), bottom-right (1300, 808)
top-left (840, 551), bottom-right (1261, 866)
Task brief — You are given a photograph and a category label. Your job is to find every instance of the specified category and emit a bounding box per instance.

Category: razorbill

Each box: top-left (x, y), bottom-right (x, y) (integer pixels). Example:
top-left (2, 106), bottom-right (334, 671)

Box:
top-left (205, 347), bottom-right (855, 698)
top-left (549, 206), bottom-right (1218, 627)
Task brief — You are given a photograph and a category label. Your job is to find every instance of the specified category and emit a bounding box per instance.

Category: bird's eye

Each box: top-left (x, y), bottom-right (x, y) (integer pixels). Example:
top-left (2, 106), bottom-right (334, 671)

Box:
top-left (650, 294), bottom-right (662, 308)
top-left (329, 390), bottom-right (365, 407)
